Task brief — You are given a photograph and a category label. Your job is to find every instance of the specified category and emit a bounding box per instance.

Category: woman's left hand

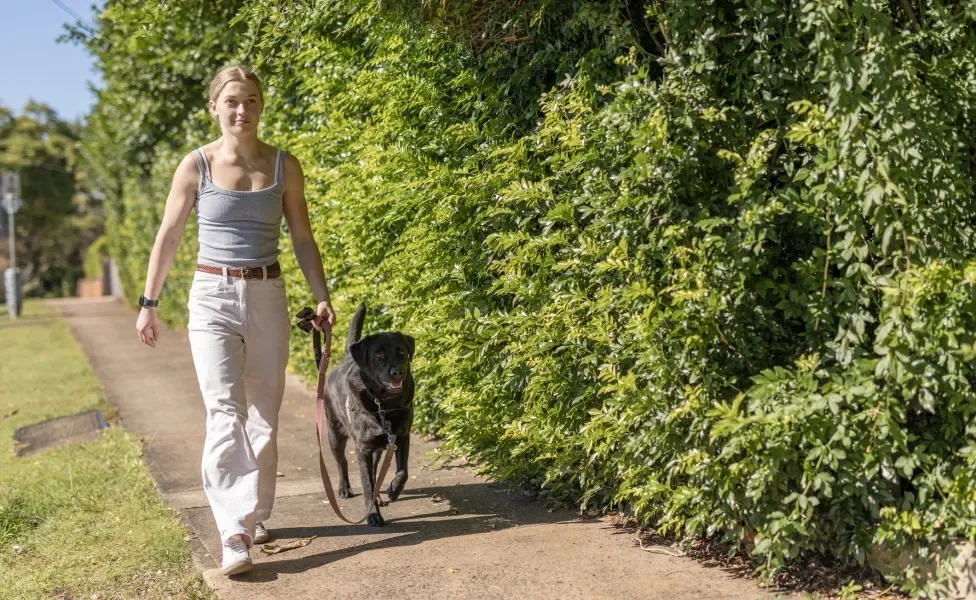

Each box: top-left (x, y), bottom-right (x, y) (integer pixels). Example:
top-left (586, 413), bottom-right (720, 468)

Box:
top-left (313, 301), bottom-right (336, 331)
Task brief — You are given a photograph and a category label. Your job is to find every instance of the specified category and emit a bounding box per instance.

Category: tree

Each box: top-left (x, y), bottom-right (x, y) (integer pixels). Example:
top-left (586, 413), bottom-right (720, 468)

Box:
top-left (0, 101), bottom-right (102, 297)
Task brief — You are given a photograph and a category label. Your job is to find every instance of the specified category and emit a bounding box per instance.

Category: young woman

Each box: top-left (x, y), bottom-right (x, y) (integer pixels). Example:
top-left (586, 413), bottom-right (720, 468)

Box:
top-left (134, 65), bottom-right (336, 576)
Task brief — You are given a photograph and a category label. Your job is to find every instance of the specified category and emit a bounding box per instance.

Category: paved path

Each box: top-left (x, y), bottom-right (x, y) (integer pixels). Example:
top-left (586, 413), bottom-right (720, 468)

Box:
top-left (52, 297), bottom-right (785, 599)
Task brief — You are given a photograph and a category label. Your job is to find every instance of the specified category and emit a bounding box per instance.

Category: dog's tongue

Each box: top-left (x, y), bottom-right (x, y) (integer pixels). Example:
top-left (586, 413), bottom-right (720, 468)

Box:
top-left (389, 381), bottom-right (402, 390)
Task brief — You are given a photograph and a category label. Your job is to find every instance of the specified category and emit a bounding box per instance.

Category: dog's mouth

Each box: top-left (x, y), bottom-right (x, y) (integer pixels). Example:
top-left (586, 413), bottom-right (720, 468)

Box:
top-left (385, 380), bottom-right (404, 392)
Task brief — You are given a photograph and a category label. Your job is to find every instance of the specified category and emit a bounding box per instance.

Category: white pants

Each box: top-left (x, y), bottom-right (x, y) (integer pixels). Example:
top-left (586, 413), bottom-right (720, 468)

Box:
top-left (187, 268), bottom-right (290, 545)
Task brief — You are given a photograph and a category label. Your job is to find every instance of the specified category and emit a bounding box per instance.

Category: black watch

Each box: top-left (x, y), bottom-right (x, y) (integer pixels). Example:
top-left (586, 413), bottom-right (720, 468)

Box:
top-left (139, 295), bottom-right (159, 308)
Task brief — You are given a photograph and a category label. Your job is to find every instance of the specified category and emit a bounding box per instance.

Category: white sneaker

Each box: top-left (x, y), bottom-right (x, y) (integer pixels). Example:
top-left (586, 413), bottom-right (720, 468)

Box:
top-left (220, 534), bottom-right (252, 576)
top-left (254, 522), bottom-right (270, 544)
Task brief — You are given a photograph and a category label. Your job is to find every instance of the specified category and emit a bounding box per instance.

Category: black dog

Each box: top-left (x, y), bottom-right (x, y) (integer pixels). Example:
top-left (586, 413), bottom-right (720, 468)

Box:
top-left (324, 302), bottom-right (414, 527)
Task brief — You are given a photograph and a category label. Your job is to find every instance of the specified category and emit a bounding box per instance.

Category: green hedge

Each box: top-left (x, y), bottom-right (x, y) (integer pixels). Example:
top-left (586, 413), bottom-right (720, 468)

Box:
top-left (78, 0), bottom-right (976, 593)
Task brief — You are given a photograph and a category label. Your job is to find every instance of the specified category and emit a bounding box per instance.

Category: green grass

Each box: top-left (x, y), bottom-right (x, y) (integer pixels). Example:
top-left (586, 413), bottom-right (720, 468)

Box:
top-left (0, 300), bottom-right (213, 600)
top-left (0, 299), bottom-right (57, 321)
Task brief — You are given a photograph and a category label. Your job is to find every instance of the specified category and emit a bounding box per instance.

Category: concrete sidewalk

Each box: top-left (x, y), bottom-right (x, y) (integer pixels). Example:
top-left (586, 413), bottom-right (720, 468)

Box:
top-left (52, 297), bottom-right (783, 600)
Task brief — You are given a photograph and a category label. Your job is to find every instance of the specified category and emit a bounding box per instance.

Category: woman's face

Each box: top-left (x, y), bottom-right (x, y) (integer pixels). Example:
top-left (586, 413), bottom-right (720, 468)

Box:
top-left (210, 80), bottom-right (263, 134)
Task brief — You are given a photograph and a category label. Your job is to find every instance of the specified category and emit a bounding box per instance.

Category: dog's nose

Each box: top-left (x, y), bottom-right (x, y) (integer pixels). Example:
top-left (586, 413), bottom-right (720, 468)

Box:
top-left (390, 367), bottom-right (405, 381)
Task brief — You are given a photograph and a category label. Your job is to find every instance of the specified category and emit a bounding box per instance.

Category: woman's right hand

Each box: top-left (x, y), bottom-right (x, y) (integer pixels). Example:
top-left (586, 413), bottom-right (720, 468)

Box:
top-left (136, 308), bottom-right (160, 348)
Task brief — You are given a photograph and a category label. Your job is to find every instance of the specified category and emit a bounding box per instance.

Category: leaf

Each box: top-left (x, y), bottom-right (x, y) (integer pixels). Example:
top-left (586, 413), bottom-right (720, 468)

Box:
top-left (260, 536), bottom-right (317, 554)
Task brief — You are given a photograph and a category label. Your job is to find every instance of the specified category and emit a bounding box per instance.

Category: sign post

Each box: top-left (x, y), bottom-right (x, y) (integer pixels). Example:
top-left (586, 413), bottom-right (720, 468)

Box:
top-left (2, 173), bottom-right (23, 318)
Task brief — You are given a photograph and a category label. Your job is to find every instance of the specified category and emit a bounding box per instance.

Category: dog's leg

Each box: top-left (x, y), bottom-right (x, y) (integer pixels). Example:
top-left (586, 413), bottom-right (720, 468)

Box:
top-left (328, 424), bottom-right (353, 499)
top-left (387, 432), bottom-right (410, 502)
top-left (356, 443), bottom-right (384, 526)
top-left (372, 448), bottom-right (382, 474)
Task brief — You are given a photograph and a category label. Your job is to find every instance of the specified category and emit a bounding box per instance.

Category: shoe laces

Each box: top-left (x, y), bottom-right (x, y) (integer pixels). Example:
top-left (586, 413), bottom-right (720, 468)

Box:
top-left (225, 535), bottom-right (248, 554)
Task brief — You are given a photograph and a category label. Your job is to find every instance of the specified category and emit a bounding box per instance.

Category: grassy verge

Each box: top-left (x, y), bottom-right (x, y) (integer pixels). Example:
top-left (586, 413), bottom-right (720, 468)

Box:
top-left (0, 300), bottom-right (213, 599)
top-left (0, 299), bottom-right (57, 320)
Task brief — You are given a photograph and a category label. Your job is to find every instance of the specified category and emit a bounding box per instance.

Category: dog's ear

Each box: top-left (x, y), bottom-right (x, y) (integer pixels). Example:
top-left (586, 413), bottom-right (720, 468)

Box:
top-left (349, 339), bottom-right (368, 368)
top-left (400, 334), bottom-right (415, 360)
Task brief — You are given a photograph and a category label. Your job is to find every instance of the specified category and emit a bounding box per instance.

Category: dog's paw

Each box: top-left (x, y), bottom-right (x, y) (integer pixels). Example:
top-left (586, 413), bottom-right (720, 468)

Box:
top-left (386, 473), bottom-right (407, 502)
top-left (366, 512), bottom-right (385, 527)
top-left (338, 485), bottom-right (353, 499)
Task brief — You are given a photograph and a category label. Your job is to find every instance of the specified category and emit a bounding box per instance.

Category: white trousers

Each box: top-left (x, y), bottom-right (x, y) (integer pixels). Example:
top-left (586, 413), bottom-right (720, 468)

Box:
top-left (187, 269), bottom-right (290, 545)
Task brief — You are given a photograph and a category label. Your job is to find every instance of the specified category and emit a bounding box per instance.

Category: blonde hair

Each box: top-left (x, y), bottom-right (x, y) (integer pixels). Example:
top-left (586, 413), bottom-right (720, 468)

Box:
top-left (208, 64), bottom-right (264, 104)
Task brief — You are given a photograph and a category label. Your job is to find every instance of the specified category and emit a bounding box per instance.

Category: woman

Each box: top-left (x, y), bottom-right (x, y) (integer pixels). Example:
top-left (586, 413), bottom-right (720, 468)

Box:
top-left (135, 65), bottom-right (336, 576)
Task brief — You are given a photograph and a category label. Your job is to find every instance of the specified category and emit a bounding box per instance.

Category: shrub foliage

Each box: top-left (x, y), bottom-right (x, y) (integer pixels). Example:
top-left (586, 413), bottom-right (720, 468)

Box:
top-left (77, 0), bottom-right (976, 591)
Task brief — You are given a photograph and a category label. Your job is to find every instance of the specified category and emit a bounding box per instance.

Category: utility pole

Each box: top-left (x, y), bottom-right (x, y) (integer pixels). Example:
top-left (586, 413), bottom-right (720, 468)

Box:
top-left (1, 172), bottom-right (23, 318)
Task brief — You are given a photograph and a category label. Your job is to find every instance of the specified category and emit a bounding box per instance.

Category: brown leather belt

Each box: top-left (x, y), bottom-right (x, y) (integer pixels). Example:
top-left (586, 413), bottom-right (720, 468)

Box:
top-left (196, 261), bottom-right (281, 279)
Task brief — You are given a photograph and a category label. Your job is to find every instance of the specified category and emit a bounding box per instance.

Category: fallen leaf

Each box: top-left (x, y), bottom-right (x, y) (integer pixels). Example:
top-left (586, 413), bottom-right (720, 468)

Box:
top-left (276, 471), bottom-right (284, 477)
top-left (449, 568), bottom-right (459, 574)
top-left (431, 494), bottom-right (444, 503)
top-left (260, 536), bottom-right (317, 554)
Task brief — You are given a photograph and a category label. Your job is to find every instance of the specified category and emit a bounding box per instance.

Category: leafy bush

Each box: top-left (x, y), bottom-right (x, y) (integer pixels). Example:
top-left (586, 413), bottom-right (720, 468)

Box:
top-left (77, 0), bottom-right (976, 592)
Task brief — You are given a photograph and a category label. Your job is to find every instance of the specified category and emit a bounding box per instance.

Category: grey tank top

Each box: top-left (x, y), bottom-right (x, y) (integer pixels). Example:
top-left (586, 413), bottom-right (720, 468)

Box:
top-left (192, 147), bottom-right (285, 268)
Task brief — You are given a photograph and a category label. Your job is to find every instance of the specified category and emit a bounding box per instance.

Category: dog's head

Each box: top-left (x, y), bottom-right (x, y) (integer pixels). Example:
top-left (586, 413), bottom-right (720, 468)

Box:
top-left (349, 332), bottom-right (415, 396)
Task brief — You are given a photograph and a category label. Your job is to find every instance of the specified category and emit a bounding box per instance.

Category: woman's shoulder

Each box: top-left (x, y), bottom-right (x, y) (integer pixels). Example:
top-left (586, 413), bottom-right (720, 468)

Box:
top-left (277, 147), bottom-right (303, 174)
top-left (196, 141), bottom-right (219, 158)
top-left (174, 149), bottom-right (203, 181)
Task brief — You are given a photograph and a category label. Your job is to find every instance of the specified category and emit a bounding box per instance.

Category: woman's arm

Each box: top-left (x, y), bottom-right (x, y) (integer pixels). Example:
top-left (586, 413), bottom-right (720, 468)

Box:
top-left (282, 153), bottom-right (336, 329)
top-left (136, 153), bottom-right (200, 347)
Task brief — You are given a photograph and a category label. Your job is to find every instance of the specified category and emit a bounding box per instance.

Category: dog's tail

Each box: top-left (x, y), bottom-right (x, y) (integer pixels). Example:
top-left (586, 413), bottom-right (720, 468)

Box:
top-left (346, 302), bottom-right (366, 351)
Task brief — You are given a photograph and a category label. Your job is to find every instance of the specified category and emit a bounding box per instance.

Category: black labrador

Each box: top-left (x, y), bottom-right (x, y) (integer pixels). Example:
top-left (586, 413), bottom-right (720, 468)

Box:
top-left (324, 302), bottom-right (414, 526)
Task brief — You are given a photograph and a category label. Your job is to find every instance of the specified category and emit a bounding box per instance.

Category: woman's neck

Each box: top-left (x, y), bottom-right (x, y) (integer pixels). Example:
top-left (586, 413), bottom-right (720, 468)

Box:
top-left (217, 134), bottom-right (261, 160)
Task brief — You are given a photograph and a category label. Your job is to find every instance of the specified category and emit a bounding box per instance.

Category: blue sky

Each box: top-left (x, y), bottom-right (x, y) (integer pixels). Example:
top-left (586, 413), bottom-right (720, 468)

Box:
top-left (1, 0), bottom-right (102, 122)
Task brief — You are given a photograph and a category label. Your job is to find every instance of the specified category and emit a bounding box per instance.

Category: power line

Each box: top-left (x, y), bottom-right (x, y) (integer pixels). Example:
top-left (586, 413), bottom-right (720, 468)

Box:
top-left (48, 0), bottom-right (95, 33)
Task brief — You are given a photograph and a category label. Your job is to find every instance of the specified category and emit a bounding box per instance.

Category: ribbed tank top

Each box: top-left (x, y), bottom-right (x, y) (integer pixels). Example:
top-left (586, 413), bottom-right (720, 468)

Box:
top-left (192, 147), bottom-right (284, 268)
